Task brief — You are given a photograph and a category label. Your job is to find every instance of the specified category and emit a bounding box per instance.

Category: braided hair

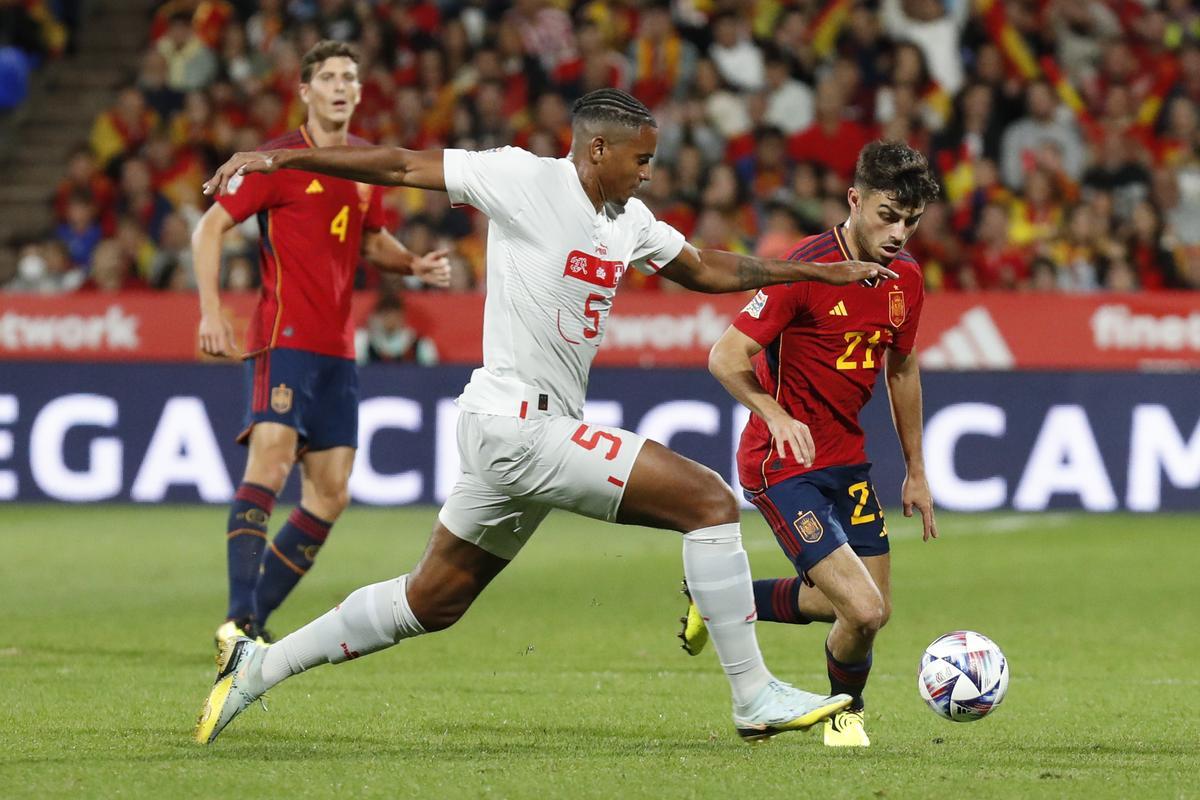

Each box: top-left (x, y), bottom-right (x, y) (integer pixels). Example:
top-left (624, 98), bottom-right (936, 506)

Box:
top-left (570, 89), bottom-right (656, 132)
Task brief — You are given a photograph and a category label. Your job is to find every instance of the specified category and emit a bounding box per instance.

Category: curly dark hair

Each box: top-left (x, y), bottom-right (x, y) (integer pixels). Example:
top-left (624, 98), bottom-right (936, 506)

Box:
top-left (853, 140), bottom-right (940, 208)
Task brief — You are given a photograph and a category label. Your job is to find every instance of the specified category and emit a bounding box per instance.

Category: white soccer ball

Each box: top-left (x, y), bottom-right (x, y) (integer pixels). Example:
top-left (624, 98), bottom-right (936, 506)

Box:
top-left (918, 630), bottom-right (1009, 722)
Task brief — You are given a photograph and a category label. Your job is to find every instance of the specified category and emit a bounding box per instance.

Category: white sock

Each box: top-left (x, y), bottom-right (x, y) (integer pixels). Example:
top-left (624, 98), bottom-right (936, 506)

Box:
top-left (682, 523), bottom-right (773, 709)
top-left (260, 574), bottom-right (425, 689)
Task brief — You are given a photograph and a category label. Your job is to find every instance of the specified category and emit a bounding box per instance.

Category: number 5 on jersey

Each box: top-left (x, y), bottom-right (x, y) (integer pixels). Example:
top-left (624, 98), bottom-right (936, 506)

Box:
top-left (571, 423), bottom-right (622, 460)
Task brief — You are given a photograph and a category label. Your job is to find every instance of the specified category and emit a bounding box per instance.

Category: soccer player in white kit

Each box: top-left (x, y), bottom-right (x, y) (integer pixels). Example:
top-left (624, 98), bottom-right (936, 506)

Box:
top-left (194, 89), bottom-right (899, 744)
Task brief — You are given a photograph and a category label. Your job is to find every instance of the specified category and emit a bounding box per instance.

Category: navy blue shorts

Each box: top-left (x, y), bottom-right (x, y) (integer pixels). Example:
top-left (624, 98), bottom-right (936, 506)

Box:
top-left (238, 347), bottom-right (359, 452)
top-left (745, 463), bottom-right (889, 578)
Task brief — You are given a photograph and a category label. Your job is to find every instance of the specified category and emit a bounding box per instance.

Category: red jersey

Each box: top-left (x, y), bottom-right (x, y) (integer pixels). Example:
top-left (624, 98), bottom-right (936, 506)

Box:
top-left (217, 126), bottom-right (386, 359)
top-left (734, 226), bottom-right (925, 492)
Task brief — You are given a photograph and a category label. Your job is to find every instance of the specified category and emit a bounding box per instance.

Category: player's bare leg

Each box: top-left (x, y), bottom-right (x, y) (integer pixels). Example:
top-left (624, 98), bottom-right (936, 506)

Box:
top-left (805, 546), bottom-right (887, 747)
top-left (219, 422), bottom-right (298, 645)
top-left (619, 440), bottom-right (850, 738)
top-left (795, 552), bottom-right (891, 626)
top-left (251, 446), bottom-right (356, 631)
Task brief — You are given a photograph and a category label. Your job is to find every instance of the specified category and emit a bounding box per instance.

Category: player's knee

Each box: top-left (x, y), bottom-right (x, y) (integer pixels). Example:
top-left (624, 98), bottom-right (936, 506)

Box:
top-left (848, 600), bottom-right (885, 640)
top-left (689, 470), bottom-right (740, 529)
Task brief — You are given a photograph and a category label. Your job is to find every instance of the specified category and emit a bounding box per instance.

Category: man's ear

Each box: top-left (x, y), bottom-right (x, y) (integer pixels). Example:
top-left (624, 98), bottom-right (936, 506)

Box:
top-left (590, 136), bottom-right (606, 163)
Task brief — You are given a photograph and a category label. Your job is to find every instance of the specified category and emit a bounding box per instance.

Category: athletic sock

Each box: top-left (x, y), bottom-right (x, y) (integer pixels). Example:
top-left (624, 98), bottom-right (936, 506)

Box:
top-left (826, 642), bottom-right (872, 711)
top-left (752, 577), bottom-right (811, 624)
top-left (225, 482), bottom-right (276, 622)
top-left (682, 523), bottom-right (773, 709)
top-left (260, 574), bottom-right (425, 689)
top-left (254, 506), bottom-right (332, 626)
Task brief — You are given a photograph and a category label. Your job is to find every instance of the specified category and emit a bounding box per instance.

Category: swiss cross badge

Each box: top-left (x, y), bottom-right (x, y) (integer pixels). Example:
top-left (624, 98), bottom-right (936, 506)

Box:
top-left (271, 383), bottom-right (294, 414)
top-left (888, 290), bottom-right (906, 327)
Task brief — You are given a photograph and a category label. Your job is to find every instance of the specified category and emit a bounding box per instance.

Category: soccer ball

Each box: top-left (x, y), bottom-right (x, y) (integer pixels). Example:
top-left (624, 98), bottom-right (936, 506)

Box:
top-left (918, 630), bottom-right (1009, 722)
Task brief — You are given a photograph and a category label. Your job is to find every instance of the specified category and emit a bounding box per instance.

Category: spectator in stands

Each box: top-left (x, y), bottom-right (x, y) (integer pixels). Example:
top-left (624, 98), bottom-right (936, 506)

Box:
top-left (880, 0), bottom-right (969, 95)
top-left (54, 146), bottom-right (115, 233)
top-left (157, 11), bottom-right (218, 92)
top-left (90, 86), bottom-right (158, 168)
top-left (150, 213), bottom-right (195, 290)
top-left (967, 202), bottom-right (1030, 290)
top-left (1125, 199), bottom-right (1181, 289)
top-left (79, 240), bottom-right (146, 292)
top-left (115, 158), bottom-right (173, 244)
top-left (138, 49), bottom-right (184, 120)
top-left (56, 192), bottom-right (103, 268)
top-left (709, 12), bottom-right (764, 93)
top-left (1000, 80), bottom-right (1085, 190)
top-left (6, 240), bottom-right (83, 293)
top-left (627, 2), bottom-right (697, 109)
top-left (788, 77), bottom-right (875, 180)
top-left (762, 53), bottom-right (814, 136)
top-left (363, 291), bottom-right (438, 365)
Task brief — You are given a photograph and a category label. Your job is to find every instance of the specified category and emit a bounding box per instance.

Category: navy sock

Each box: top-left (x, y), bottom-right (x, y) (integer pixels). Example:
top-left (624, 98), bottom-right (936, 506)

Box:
top-left (253, 506), bottom-right (332, 626)
top-left (225, 482), bottom-right (276, 621)
top-left (752, 577), bottom-right (810, 624)
top-left (826, 642), bottom-right (873, 711)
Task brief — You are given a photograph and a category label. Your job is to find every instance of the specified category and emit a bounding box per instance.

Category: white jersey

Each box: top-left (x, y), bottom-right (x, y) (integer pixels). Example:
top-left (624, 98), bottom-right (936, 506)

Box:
top-left (444, 147), bottom-right (685, 418)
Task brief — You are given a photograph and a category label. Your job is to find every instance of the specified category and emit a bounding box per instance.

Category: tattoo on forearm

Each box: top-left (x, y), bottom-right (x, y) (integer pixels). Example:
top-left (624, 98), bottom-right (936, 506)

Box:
top-left (735, 257), bottom-right (769, 289)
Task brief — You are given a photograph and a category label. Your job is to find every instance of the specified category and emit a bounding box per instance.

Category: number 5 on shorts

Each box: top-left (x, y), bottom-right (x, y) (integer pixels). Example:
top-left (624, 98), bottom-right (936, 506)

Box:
top-left (571, 424), bottom-right (622, 461)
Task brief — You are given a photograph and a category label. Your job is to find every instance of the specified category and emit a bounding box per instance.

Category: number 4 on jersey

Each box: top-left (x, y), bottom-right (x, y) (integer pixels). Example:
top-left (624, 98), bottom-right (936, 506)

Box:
top-left (330, 205), bottom-right (349, 243)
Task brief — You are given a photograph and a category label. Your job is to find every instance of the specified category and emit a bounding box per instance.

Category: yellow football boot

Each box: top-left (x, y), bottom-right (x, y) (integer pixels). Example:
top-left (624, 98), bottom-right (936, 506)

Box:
top-left (677, 581), bottom-right (708, 656)
top-left (823, 709), bottom-right (870, 747)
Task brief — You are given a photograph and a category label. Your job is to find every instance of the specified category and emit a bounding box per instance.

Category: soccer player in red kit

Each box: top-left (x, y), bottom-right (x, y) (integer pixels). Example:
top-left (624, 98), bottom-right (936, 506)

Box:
top-left (192, 40), bottom-right (450, 647)
top-left (682, 141), bottom-right (941, 747)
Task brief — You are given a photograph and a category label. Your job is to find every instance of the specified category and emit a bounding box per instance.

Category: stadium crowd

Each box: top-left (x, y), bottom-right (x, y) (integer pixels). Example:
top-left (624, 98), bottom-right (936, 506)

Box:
top-left (0, 0), bottom-right (78, 111)
top-left (6, 0), bottom-right (1200, 298)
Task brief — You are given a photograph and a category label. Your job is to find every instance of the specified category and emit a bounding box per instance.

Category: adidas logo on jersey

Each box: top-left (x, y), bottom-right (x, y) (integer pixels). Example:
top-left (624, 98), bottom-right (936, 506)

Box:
top-left (921, 306), bottom-right (1015, 369)
top-left (305, 179), bottom-right (325, 194)
top-left (829, 301), bottom-right (848, 316)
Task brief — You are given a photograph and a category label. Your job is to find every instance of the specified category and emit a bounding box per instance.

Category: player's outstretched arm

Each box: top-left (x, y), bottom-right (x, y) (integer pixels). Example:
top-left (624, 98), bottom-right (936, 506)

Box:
top-left (192, 203), bottom-right (239, 358)
top-left (203, 147), bottom-right (447, 196)
top-left (709, 325), bottom-right (815, 467)
top-left (885, 348), bottom-right (937, 541)
top-left (657, 243), bottom-right (899, 294)
top-left (362, 231), bottom-right (452, 288)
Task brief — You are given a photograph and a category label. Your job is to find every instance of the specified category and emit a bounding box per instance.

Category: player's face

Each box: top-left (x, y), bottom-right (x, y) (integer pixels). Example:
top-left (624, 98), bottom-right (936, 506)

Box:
top-left (596, 125), bottom-right (657, 206)
top-left (300, 56), bottom-right (361, 126)
top-left (848, 187), bottom-right (924, 263)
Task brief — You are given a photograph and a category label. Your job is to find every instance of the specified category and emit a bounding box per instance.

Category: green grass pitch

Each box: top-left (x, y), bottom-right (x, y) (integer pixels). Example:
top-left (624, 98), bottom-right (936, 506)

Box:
top-left (1, 505), bottom-right (1196, 799)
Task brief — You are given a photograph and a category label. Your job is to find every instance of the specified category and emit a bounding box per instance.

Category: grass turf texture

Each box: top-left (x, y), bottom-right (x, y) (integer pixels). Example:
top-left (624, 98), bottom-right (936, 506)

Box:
top-left (1, 506), bottom-right (1196, 799)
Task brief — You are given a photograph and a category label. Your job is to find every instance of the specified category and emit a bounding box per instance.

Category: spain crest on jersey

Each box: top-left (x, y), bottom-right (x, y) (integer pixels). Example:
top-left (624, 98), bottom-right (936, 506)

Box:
top-left (270, 383), bottom-right (293, 414)
top-left (794, 511), bottom-right (824, 543)
top-left (889, 290), bottom-right (906, 327)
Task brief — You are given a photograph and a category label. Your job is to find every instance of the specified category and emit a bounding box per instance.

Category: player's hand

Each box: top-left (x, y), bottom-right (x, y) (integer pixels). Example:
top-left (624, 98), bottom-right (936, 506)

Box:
top-left (765, 412), bottom-right (815, 467)
top-left (412, 248), bottom-right (452, 288)
top-left (820, 260), bottom-right (900, 285)
top-left (203, 150), bottom-right (284, 196)
top-left (902, 472), bottom-right (938, 542)
top-left (198, 311), bottom-right (239, 358)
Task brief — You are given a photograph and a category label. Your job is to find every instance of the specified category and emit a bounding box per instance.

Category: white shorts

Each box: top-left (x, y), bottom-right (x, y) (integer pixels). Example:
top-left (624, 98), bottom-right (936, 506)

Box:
top-left (438, 410), bottom-right (647, 560)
